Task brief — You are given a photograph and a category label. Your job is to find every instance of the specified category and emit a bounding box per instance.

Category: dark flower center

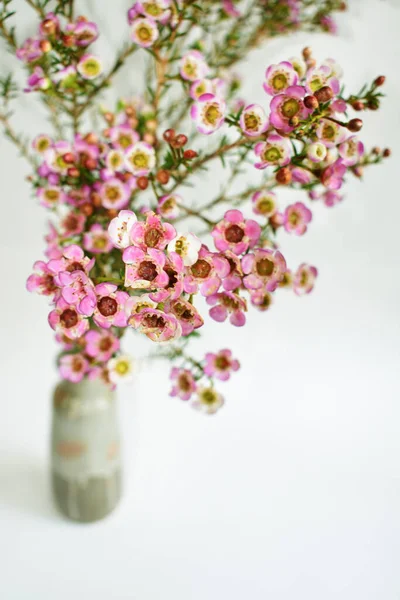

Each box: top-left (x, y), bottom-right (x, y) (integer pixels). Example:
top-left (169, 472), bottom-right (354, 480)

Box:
top-left (173, 302), bottom-right (192, 321)
top-left (60, 308), bottom-right (78, 328)
top-left (66, 261), bottom-right (84, 273)
top-left (225, 224), bottom-right (244, 244)
top-left (137, 260), bottom-right (158, 281)
top-left (215, 356), bottom-right (230, 370)
top-left (165, 266), bottom-right (178, 289)
top-left (191, 259), bottom-right (211, 279)
top-left (97, 296), bottom-right (118, 317)
top-left (143, 314), bottom-right (165, 329)
top-left (256, 258), bottom-right (274, 277)
top-left (178, 373), bottom-right (191, 392)
top-left (99, 337), bottom-right (113, 351)
top-left (144, 228), bottom-right (162, 248)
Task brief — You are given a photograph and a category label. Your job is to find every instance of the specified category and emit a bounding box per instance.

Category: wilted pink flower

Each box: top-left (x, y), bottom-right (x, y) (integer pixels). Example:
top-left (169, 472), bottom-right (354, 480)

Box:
top-left (293, 263), bottom-right (318, 295)
top-left (49, 298), bottom-right (90, 339)
top-left (263, 61), bottom-right (298, 96)
top-left (128, 307), bottom-right (181, 342)
top-left (212, 209), bottom-right (260, 255)
top-left (123, 246), bottom-right (169, 290)
top-left (254, 134), bottom-right (292, 169)
top-left (83, 224), bottom-right (113, 254)
top-left (283, 202), bottom-right (312, 235)
top-left (85, 329), bottom-right (120, 362)
top-left (207, 291), bottom-right (247, 327)
top-left (167, 297), bottom-right (204, 335)
top-left (59, 353), bottom-right (89, 383)
top-left (242, 248), bottom-right (286, 291)
top-left (170, 367), bottom-right (197, 401)
top-left (191, 93), bottom-right (226, 135)
top-left (204, 349), bottom-right (240, 381)
top-left (239, 104), bottom-right (268, 137)
top-left (180, 50), bottom-right (209, 81)
top-left (183, 246), bottom-right (229, 296)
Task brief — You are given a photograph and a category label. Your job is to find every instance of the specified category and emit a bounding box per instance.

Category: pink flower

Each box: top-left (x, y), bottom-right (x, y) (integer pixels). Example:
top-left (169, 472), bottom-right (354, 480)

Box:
top-left (338, 136), bottom-right (364, 166)
top-left (58, 270), bottom-right (95, 312)
top-left (85, 329), bottom-right (120, 362)
top-left (207, 291), bottom-right (247, 327)
top-left (191, 93), bottom-right (226, 135)
top-left (212, 209), bottom-right (260, 255)
top-left (183, 246), bottom-right (229, 296)
top-left (125, 142), bottom-right (155, 175)
top-left (83, 224), bottom-right (113, 254)
top-left (69, 19), bottom-right (99, 46)
top-left (108, 210), bottom-right (138, 249)
top-left (59, 353), bottom-right (89, 383)
top-left (135, 0), bottom-right (171, 21)
top-left (269, 85), bottom-right (311, 133)
top-left (189, 79), bottom-right (214, 101)
top-left (170, 368), bottom-right (197, 401)
top-left (157, 194), bottom-right (181, 220)
top-left (99, 177), bottom-right (130, 210)
top-left (249, 289), bottom-right (274, 311)
top-left (109, 126), bottom-right (139, 150)
top-left (48, 298), bottom-right (90, 339)
top-left (263, 61), bottom-right (298, 96)
top-left (323, 190), bottom-right (343, 207)
top-left (305, 65), bottom-right (339, 95)
top-left (239, 104), bottom-right (268, 137)
top-left (252, 190), bottom-right (278, 217)
top-left (204, 349), bottom-right (240, 381)
top-left (254, 134), bottom-right (292, 169)
top-left (283, 202), bottom-right (312, 235)
top-left (60, 211), bottom-right (86, 236)
top-left (47, 244), bottom-right (94, 279)
top-left (130, 211), bottom-right (176, 251)
top-left (26, 261), bottom-right (58, 296)
top-left (130, 17), bottom-right (159, 47)
top-left (123, 246), bottom-right (169, 290)
top-left (293, 264), bottom-right (318, 295)
top-left (316, 118), bottom-right (347, 148)
top-left (128, 308), bottom-right (181, 342)
top-left (167, 298), bottom-right (204, 336)
top-left (25, 67), bottom-right (50, 92)
top-left (37, 186), bottom-right (65, 208)
top-left (149, 252), bottom-right (184, 302)
top-left (221, 250), bottom-right (243, 291)
top-left (222, 0), bottom-right (241, 17)
top-left (320, 15), bottom-right (337, 34)
top-left (80, 283), bottom-right (129, 329)
top-left (180, 50), bottom-right (209, 82)
top-left (241, 248), bottom-right (286, 291)
top-left (191, 387), bottom-right (224, 415)
top-left (321, 159), bottom-right (346, 190)
top-left (16, 37), bottom-right (42, 63)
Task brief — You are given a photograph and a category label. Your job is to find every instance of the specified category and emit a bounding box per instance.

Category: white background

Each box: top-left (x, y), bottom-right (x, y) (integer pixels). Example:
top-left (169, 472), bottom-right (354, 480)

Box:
top-left (1, 1), bottom-right (400, 598)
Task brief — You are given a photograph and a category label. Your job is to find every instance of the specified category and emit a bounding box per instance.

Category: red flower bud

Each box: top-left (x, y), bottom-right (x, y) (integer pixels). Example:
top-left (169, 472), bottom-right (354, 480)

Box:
top-left (314, 86), bottom-right (333, 104)
top-left (171, 134), bottom-right (188, 148)
top-left (84, 158), bottom-right (97, 170)
top-left (304, 95), bottom-right (319, 110)
top-left (352, 100), bottom-right (364, 111)
top-left (383, 148), bottom-right (391, 158)
top-left (374, 75), bottom-right (386, 87)
top-left (67, 167), bottom-right (80, 178)
top-left (347, 118), bottom-right (363, 132)
top-left (80, 203), bottom-right (94, 216)
top-left (39, 39), bottom-right (52, 52)
top-left (63, 152), bottom-right (75, 164)
top-left (137, 176), bottom-right (149, 190)
top-left (61, 34), bottom-right (74, 47)
top-left (276, 167), bottom-right (292, 185)
top-left (183, 149), bottom-right (198, 160)
top-left (84, 132), bottom-right (98, 145)
top-left (163, 128), bottom-right (176, 142)
top-left (156, 169), bottom-right (170, 185)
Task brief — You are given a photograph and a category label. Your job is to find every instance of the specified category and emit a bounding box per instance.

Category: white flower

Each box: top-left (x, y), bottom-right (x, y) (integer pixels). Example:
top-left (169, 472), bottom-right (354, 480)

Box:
top-left (108, 210), bottom-right (137, 249)
top-left (192, 387), bottom-right (224, 415)
top-left (124, 142), bottom-right (156, 175)
top-left (77, 54), bottom-right (103, 80)
top-left (288, 56), bottom-right (307, 78)
top-left (107, 355), bottom-right (134, 384)
top-left (167, 232), bottom-right (201, 266)
top-left (307, 142), bottom-right (327, 163)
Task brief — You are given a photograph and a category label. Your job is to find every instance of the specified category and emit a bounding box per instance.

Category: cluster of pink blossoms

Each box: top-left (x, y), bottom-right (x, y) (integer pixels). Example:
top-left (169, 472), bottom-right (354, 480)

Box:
top-left (16, 2), bottom-right (386, 414)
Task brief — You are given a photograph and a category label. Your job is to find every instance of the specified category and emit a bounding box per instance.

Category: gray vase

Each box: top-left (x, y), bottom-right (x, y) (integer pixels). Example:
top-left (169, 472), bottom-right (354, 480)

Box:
top-left (51, 378), bottom-right (122, 522)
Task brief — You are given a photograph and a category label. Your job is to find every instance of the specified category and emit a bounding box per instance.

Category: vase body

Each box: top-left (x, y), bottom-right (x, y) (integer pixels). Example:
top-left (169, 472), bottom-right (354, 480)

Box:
top-left (51, 378), bottom-right (121, 522)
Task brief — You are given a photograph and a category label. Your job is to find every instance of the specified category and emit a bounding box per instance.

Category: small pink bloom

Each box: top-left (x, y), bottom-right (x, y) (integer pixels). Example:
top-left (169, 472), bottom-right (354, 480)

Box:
top-left (316, 118), bottom-right (347, 148)
top-left (263, 61), bottom-right (298, 96)
top-left (321, 159), bottom-right (346, 190)
top-left (99, 177), bottom-right (130, 210)
top-left (212, 209), bottom-right (260, 255)
top-left (283, 202), bottom-right (312, 235)
top-left (293, 263), bottom-right (318, 295)
top-left (123, 246), bottom-right (169, 290)
top-left (16, 37), bottom-right (42, 62)
top-left (109, 126), bottom-right (139, 150)
top-left (254, 134), bottom-right (292, 169)
top-left (58, 270), bottom-right (95, 311)
top-left (108, 210), bottom-right (138, 249)
top-left (77, 54), bottom-right (103, 80)
top-left (269, 85), bottom-right (311, 133)
top-left (25, 67), bottom-right (50, 92)
top-left (221, 250), bottom-right (243, 291)
top-left (252, 190), bottom-right (277, 217)
top-left (204, 349), bottom-right (240, 381)
top-left (167, 298), bottom-right (204, 336)
top-left (70, 20), bottom-right (99, 46)
top-left (242, 248), bottom-right (286, 291)
top-left (59, 353), bottom-right (89, 383)
top-left (323, 190), bottom-right (343, 207)
top-left (83, 224), bottom-right (113, 254)
top-left (26, 261), bottom-right (58, 296)
top-left (180, 50), bottom-right (209, 82)
top-left (240, 104), bottom-right (268, 137)
top-left (305, 65), bottom-right (339, 95)
top-left (149, 252), bottom-right (184, 302)
top-left (130, 17), bottom-right (159, 47)
top-left (190, 93), bottom-right (226, 135)
top-left (47, 244), bottom-right (95, 279)
top-left (189, 78), bottom-right (214, 101)
top-left (130, 211), bottom-right (176, 251)
top-left (48, 298), bottom-right (90, 339)
top-left (207, 291), bottom-right (247, 327)
top-left (125, 142), bottom-right (155, 175)
top-left (338, 136), bottom-right (364, 167)
top-left (85, 329), bottom-right (120, 362)
top-left (183, 246), bottom-right (229, 297)
top-left (37, 186), bottom-right (65, 208)
top-left (157, 194), bottom-right (181, 220)
top-left (170, 367), bottom-right (197, 401)
top-left (135, 0), bottom-right (171, 21)
top-left (60, 211), bottom-right (86, 237)
top-left (250, 289), bottom-right (274, 311)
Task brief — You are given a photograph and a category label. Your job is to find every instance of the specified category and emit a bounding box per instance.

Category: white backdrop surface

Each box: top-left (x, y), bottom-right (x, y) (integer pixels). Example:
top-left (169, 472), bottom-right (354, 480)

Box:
top-left (0, 1), bottom-right (400, 599)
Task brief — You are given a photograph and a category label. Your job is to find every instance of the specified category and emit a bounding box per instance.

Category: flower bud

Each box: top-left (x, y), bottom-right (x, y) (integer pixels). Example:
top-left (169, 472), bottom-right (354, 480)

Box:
top-left (137, 176), bottom-right (149, 190)
top-left (143, 133), bottom-right (155, 145)
top-left (81, 202), bottom-right (94, 216)
top-left (367, 100), bottom-right (378, 111)
top-left (41, 18), bottom-right (57, 36)
top-left (352, 100), bottom-right (364, 111)
top-left (172, 134), bottom-right (188, 148)
top-left (183, 149), bottom-right (198, 160)
top-left (63, 152), bottom-right (75, 164)
top-left (67, 167), bottom-right (80, 178)
top-left (104, 112), bottom-right (114, 125)
top-left (347, 118), bottom-right (363, 132)
top-left (39, 39), bottom-right (52, 52)
top-left (84, 132), bottom-right (98, 145)
top-left (374, 75), bottom-right (386, 87)
top-left (383, 148), bottom-right (391, 158)
top-left (314, 86), bottom-right (333, 104)
top-left (353, 166), bottom-right (363, 178)
top-left (61, 34), bottom-right (74, 47)
top-left (107, 209), bottom-right (118, 219)
top-left (302, 46), bottom-right (312, 60)
top-left (121, 172), bottom-right (133, 182)
top-left (276, 167), bottom-right (292, 185)
top-left (163, 128), bottom-right (176, 142)
top-left (84, 158), bottom-right (97, 170)
top-left (304, 95), bottom-right (319, 110)
top-left (288, 116), bottom-right (299, 127)
top-left (156, 170), bottom-right (170, 185)
top-left (91, 192), bottom-right (102, 207)
top-left (125, 106), bottom-right (135, 117)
